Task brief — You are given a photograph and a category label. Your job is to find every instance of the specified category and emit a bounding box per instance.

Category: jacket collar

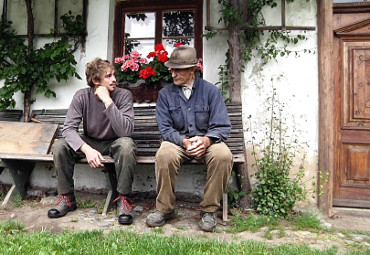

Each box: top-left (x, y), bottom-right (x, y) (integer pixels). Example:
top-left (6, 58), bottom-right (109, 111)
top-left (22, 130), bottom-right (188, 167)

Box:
top-left (170, 75), bottom-right (199, 93)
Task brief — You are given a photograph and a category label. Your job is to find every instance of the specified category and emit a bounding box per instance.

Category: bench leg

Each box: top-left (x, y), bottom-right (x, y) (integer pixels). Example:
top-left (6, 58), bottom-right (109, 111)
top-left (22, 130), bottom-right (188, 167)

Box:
top-left (1, 184), bottom-right (16, 208)
top-left (0, 159), bottom-right (7, 175)
top-left (3, 160), bottom-right (35, 199)
top-left (234, 162), bottom-right (252, 209)
top-left (223, 193), bottom-right (228, 222)
top-left (102, 164), bottom-right (118, 216)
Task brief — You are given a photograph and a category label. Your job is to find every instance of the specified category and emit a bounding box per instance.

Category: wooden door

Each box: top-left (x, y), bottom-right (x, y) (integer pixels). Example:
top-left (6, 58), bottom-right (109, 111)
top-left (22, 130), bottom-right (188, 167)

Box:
top-left (334, 16), bottom-right (370, 208)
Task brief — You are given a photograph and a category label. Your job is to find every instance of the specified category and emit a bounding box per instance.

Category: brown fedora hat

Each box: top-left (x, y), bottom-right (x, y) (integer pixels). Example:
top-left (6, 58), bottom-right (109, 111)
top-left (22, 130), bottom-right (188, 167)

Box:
top-left (164, 46), bottom-right (198, 69)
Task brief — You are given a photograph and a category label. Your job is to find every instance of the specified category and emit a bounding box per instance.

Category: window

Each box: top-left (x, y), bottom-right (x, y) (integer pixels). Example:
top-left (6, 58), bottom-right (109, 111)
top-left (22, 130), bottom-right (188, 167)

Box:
top-left (114, 0), bottom-right (203, 58)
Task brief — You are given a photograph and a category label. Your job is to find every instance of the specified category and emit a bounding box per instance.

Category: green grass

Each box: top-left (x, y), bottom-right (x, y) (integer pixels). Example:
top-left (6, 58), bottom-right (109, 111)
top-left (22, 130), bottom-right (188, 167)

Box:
top-left (75, 195), bottom-right (96, 208)
top-left (0, 190), bottom-right (5, 201)
top-left (0, 225), bottom-right (342, 255)
top-left (11, 193), bottom-right (22, 208)
top-left (290, 212), bottom-right (327, 231)
top-left (229, 212), bottom-right (328, 234)
top-left (1, 212), bottom-right (370, 255)
top-left (0, 220), bottom-right (25, 235)
top-left (228, 213), bottom-right (279, 233)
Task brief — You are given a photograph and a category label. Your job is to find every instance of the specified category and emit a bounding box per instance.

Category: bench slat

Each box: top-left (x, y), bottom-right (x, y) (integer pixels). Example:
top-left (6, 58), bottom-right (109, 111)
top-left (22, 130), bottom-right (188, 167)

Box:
top-left (28, 103), bottom-right (245, 160)
top-left (0, 152), bottom-right (245, 164)
top-left (0, 110), bottom-right (23, 121)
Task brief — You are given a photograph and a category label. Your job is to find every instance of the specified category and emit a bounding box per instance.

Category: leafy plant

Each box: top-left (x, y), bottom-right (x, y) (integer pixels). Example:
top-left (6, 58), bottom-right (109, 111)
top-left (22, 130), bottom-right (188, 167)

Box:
top-left (227, 186), bottom-right (245, 208)
top-left (311, 170), bottom-right (330, 198)
top-left (215, 65), bottom-right (230, 102)
top-left (115, 43), bottom-right (172, 85)
top-left (249, 87), bottom-right (306, 218)
top-left (114, 50), bottom-right (148, 85)
top-left (0, 9), bottom-right (86, 121)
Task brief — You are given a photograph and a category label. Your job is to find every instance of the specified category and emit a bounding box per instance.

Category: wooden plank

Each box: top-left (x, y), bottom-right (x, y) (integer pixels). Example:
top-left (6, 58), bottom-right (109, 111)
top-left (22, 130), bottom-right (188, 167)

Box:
top-left (318, 0), bottom-right (334, 216)
top-left (0, 110), bottom-right (23, 121)
top-left (0, 153), bottom-right (245, 164)
top-left (0, 121), bottom-right (58, 155)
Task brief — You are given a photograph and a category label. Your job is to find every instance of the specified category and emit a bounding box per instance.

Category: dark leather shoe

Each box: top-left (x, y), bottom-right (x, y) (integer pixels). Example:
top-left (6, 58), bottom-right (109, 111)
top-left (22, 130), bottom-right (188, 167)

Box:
top-left (114, 195), bottom-right (133, 225)
top-left (48, 193), bottom-right (77, 218)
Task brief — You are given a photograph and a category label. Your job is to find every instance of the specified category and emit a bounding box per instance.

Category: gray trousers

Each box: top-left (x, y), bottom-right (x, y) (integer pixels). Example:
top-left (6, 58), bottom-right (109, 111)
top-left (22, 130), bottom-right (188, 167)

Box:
top-left (53, 136), bottom-right (136, 195)
top-left (155, 141), bottom-right (233, 213)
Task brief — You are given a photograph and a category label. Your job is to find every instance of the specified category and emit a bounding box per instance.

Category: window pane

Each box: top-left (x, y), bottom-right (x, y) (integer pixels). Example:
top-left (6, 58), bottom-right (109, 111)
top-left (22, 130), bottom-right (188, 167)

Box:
top-left (7, 0), bottom-right (27, 35)
top-left (124, 13), bottom-right (155, 55)
top-left (33, 0), bottom-right (54, 34)
top-left (163, 11), bottom-right (194, 47)
top-left (114, 1), bottom-right (202, 60)
top-left (163, 39), bottom-right (194, 56)
top-left (58, 0), bottom-right (84, 33)
top-left (128, 39), bottom-right (155, 58)
top-left (125, 13), bottom-right (155, 38)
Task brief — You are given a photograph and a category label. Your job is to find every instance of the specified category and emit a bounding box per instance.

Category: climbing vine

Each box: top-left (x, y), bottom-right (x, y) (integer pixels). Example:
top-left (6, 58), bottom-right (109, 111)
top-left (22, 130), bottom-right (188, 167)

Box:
top-left (203, 0), bottom-right (313, 91)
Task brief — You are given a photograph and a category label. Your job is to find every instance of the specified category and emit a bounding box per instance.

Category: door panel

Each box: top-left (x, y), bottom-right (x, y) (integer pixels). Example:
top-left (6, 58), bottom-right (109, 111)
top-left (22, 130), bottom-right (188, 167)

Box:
top-left (334, 24), bottom-right (370, 208)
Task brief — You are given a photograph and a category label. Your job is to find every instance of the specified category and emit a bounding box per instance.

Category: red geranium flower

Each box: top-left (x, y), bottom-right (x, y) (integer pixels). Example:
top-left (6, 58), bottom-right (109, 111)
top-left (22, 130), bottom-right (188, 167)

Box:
top-left (139, 66), bottom-right (156, 79)
top-left (175, 42), bottom-right (183, 47)
top-left (115, 42), bottom-right (202, 85)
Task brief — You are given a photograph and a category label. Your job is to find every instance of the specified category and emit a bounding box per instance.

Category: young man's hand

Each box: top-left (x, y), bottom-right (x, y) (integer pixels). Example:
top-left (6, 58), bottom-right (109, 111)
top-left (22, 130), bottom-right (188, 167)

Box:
top-left (95, 86), bottom-right (113, 108)
top-left (80, 143), bottom-right (104, 168)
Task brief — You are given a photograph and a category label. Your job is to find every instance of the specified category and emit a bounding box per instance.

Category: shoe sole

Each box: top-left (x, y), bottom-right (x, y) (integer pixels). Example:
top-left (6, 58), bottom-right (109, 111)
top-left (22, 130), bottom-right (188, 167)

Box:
top-left (118, 214), bottom-right (133, 225)
top-left (198, 224), bottom-right (216, 232)
top-left (145, 220), bottom-right (166, 227)
top-left (48, 205), bottom-right (77, 219)
top-left (145, 211), bottom-right (175, 227)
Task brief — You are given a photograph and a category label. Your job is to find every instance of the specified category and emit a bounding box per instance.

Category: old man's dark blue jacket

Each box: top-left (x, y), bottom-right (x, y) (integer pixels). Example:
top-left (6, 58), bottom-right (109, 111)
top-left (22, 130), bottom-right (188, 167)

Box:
top-left (156, 76), bottom-right (231, 147)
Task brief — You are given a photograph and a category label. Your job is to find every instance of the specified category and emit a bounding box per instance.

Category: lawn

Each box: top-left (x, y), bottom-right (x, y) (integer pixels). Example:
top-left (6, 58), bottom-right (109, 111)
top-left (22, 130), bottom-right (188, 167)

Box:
top-left (0, 218), bottom-right (369, 255)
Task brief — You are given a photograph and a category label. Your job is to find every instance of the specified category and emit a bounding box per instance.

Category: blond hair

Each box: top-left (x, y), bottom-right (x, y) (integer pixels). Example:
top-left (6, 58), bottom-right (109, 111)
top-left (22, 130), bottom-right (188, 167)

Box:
top-left (85, 58), bottom-right (114, 87)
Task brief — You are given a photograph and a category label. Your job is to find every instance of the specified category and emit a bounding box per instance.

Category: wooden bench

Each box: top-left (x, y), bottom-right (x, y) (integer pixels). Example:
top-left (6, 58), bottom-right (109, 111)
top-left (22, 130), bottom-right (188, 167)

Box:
top-left (0, 109), bottom-right (23, 173)
top-left (0, 110), bottom-right (23, 122)
top-left (0, 103), bottom-right (248, 216)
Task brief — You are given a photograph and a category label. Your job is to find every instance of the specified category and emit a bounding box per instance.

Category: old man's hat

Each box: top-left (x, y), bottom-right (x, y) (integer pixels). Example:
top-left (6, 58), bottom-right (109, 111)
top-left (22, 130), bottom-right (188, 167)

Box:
top-left (164, 46), bottom-right (198, 69)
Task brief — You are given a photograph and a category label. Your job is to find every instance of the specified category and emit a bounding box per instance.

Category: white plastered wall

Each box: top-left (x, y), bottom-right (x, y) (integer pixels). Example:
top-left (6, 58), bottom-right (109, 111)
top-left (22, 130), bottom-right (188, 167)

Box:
top-left (0, 0), bottom-right (319, 206)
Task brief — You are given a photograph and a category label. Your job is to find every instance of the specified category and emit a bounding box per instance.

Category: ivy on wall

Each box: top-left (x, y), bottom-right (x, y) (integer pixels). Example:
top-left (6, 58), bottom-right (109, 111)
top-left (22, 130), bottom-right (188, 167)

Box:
top-left (0, 6), bottom-right (86, 121)
top-left (203, 0), bottom-right (313, 100)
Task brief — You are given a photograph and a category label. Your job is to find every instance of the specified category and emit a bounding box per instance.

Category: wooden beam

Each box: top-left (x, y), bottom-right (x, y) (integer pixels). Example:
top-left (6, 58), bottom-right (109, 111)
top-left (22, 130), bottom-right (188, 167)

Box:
top-left (317, 0), bottom-right (334, 217)
top-left (228, 0), bottom-right (242, 104)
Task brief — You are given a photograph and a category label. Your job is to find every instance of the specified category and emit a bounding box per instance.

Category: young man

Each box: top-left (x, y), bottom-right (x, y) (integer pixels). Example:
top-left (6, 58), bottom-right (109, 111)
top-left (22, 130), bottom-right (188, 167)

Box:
top-left (48, 58), bottom-right (137, 225)
top-left (145, 46), bottom-right (233, 232)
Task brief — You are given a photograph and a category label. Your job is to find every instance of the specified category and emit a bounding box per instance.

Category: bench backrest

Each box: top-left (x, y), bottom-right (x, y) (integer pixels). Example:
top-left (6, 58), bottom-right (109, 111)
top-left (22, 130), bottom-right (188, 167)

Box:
top-left (0, 110), bottom-right (23, 122)
top-left (31, 103), bottom-right (244, 158)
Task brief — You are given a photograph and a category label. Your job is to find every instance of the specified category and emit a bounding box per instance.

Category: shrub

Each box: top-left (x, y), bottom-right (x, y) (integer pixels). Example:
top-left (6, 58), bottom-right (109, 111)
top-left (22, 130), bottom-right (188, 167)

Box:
top-left (249, 87), bottom-right (306, 218)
